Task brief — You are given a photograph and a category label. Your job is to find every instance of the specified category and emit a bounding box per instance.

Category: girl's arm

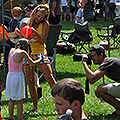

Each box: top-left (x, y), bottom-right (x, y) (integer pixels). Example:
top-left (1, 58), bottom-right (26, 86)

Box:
top-left (22, 50), bottom-right (42, 66)
top-left (31, 22), bottom-right (49, 45)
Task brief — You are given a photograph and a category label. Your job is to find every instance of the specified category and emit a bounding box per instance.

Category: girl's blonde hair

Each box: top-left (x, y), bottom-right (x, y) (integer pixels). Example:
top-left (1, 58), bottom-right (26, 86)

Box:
top-left (28, 4), bottom-right (49, 27)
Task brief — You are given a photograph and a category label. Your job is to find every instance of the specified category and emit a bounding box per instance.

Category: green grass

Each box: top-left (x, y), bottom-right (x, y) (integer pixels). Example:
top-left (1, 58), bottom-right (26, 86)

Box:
top-left (1, 16), bottom-right (120, 120)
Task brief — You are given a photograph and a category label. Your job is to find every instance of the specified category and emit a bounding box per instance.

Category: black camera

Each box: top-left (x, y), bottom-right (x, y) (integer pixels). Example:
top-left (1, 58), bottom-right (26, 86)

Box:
top-left (73, 53), bottom-right (92, 65)
top-left (73, 53), bottom-right (92, 94)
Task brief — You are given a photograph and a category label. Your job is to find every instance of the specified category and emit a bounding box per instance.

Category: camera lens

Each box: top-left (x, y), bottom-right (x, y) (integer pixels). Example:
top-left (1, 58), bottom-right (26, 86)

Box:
top-left (73, 54), bottom-right (82, 61)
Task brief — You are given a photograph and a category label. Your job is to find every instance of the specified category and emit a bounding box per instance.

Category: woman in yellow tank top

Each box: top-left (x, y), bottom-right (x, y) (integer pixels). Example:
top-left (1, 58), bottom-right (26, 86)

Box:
top-left (20, 4), bottom-right (56, 113)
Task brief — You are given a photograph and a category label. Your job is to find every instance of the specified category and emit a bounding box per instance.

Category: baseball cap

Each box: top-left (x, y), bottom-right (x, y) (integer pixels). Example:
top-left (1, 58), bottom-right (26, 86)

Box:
top-left (89, 45), bottom-right (105, 54)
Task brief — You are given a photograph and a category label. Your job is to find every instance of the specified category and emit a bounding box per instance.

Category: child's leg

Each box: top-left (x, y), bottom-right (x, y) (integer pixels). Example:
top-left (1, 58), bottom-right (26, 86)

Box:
top-left (22, 64), bottom-right (28, 98)
top-left (17, 99), bottom-right (23, 120)
top-left (9, 99), bottom-right (15, 119)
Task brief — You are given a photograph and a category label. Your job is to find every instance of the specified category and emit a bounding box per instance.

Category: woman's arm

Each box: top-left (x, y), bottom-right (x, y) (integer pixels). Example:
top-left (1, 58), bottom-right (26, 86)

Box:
top-left (31, 22), bottom-right (49, 44)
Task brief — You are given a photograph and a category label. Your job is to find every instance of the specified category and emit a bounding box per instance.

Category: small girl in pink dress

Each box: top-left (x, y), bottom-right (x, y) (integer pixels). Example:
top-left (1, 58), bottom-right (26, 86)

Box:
top-left (5, 38), bottom-right (41, 120)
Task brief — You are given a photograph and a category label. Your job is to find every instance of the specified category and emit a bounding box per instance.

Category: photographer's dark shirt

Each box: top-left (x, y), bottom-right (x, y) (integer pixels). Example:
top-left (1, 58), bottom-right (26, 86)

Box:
top-left (98, 57), bottom-right (120, 82)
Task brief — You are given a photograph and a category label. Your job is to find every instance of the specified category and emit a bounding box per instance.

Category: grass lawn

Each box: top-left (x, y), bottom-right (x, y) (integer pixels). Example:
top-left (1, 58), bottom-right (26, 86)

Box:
top-left (1, 16), bottom-right (120, 120)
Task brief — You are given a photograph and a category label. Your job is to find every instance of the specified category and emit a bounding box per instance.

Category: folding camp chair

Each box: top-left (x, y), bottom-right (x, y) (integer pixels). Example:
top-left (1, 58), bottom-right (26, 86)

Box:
top-left (95, 25), bottom-right (116, 49)
top-left (60, 21), bottom-right (93, 53)
top-left (111, 17), bottom-right (120, 48)
top-left (95, 17), bottom-right (120, 49)
top-left (38, 24), bottom-right (62, 79)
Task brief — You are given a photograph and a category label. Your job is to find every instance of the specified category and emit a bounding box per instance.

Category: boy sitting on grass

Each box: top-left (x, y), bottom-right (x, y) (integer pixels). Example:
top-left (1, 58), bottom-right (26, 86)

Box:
top-left (51, 78), bottom-right (88, 120)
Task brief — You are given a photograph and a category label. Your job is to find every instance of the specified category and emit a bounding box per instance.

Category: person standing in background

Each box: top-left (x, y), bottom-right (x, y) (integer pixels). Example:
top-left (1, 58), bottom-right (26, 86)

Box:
top-left (81, 0), bottom-right (96, 30)
top-left (69, 0), bottom-right (75, 22)
top-left (61, 0), bottom-right (68, 21)
top-left (49, 0), bottom-right (62, 24)
top-left (109, 0), bottom-right (117, 22)
top-left (75, 0), bottom-right (84, 23)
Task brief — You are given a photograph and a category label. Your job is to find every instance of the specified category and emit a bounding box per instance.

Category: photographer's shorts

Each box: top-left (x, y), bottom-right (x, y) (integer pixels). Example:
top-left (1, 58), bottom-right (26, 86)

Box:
top-left (107, 82), bottom-right (120, 98)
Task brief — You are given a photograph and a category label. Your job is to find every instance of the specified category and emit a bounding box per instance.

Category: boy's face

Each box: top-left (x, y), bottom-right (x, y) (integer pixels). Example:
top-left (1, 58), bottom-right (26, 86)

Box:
top-left (53, 95), bottom-right (72, 116)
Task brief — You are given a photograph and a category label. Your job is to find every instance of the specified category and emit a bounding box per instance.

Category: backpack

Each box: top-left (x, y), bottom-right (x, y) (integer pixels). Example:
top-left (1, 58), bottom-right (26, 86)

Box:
top-left (83, 0), bottom-right (95, 22)
top-left (0, 25), bottom-right (9, 42)
top-left (56, 42), bottom-right (76, 55)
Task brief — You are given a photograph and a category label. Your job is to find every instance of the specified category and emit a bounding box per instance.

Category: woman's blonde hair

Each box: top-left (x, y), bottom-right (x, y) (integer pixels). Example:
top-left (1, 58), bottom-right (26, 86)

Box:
top-left (28, 4), bottom-right (49, 27)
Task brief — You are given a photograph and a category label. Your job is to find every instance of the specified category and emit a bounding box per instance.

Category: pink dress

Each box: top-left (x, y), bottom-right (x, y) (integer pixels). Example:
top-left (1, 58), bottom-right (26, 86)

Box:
top-left (5, 48), bottom-right (25, 100)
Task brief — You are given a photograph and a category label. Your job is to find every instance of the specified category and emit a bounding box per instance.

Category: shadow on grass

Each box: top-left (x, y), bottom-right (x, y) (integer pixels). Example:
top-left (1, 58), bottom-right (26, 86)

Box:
top-left (55, 71), bottom-right (86, 81)
top-left (3, 112), bottom-right (120, 120)
top-left (2, 97), bottom-right (33, 106)
top-left (88, 114), bottom-right (120, 120)
top-left (3, 112), bottom-right (58, 120)
top-left (37, 71), bottom-right (86, 82)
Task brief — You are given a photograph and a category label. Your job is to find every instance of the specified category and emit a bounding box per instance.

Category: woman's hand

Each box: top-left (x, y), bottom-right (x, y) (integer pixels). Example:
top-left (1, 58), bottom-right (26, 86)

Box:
top-left (31, 27), bottom-right (36, 33)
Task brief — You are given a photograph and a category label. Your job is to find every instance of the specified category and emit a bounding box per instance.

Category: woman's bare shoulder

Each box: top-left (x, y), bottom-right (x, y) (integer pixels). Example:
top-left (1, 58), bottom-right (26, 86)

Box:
top-left (44, 21), bottom-right (49, 26)
top-left (43, 21), bottom-right (49, 29)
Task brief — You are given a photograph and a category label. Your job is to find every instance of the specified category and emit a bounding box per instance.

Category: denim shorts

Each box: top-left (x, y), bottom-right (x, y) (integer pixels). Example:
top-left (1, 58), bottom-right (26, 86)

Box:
top-left (62, 6), bottom-right (67, 13)
top-left (107, 82), bottom-right (120, 98)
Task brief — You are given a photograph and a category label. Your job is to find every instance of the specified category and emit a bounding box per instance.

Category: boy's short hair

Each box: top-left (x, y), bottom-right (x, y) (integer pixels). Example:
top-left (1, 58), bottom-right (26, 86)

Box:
top-left (51, 78), bottom-right (85, 105)
top-left (12, 7), bottom-right (22, 17)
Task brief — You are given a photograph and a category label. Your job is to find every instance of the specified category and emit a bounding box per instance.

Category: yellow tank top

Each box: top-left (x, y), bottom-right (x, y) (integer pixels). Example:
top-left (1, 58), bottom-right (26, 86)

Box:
top-left (27, 22), bottom-right (47, 55)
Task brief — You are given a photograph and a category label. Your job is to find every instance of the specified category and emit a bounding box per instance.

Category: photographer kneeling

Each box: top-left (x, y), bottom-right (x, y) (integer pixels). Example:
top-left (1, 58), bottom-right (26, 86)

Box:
top-left (82, 45), bottom-right (120, 118)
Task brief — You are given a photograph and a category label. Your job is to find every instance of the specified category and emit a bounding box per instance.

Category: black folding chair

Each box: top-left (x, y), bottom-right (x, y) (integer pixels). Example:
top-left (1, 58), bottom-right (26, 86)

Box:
top-left (111, 17), bottom-right (120, 48)
top-left (61, 21), bottom-right (93, 53)
top-left (95, 17), bottom-right (120, 49)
